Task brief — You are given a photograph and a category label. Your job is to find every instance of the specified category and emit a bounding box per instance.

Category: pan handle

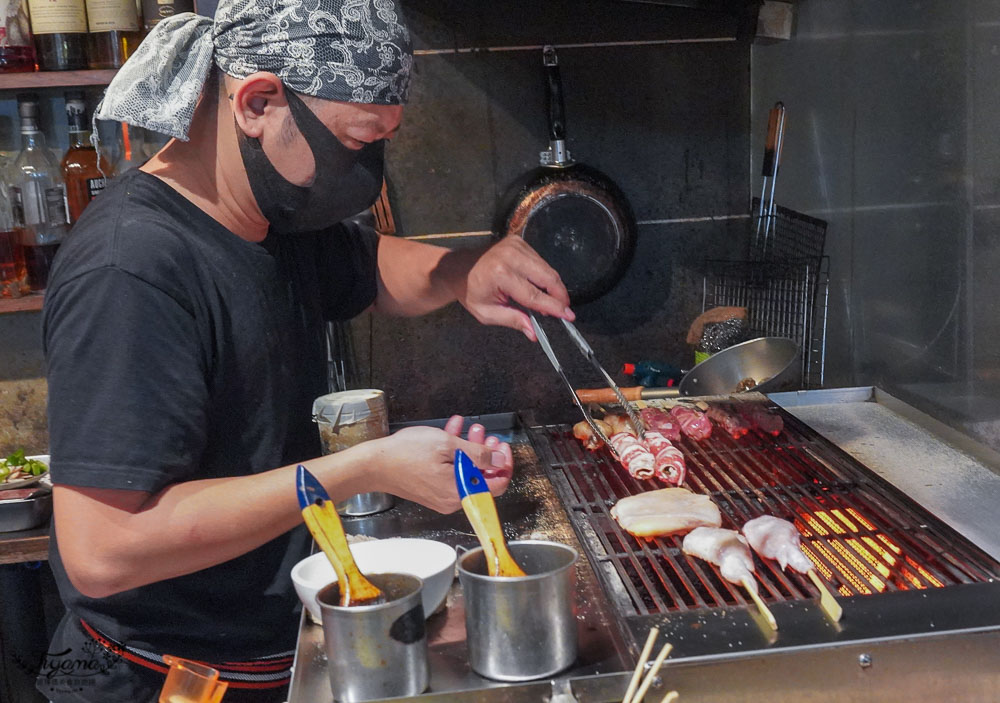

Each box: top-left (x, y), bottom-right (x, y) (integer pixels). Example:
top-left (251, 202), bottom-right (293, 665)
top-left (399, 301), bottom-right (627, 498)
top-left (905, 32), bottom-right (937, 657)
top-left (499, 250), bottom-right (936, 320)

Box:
top-left (761, 101), bottom-right (785, 177)
top-left (540, 45), bottom-right (573, 167)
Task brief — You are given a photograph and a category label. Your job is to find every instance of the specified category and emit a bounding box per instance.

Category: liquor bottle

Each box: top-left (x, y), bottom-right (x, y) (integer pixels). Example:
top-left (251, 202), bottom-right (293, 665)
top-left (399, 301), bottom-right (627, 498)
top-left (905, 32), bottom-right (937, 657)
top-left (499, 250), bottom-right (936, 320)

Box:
top-left (86, 0), bottom-right (141, 68)
top-left (140, 0), bottom-right (191, 32)
top-left (0, 182), bottom-right (28, 297)
top-left (26, 0), bottom-right (88, 70)
top-left (0, 0), bottom-right (36, 72)
top-left (9, 94), bottom-right (69, 291)
top-left (62, 92), bottom-right (112, 223)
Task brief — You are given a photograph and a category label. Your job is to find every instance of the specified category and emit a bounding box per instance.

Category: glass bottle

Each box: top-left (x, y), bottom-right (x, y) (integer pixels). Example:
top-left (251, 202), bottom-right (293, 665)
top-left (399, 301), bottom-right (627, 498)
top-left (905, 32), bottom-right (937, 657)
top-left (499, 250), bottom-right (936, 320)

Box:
top-left (0, 182), bottom-right (28, 297)
top-left (26, 0), bottom-right (88, 70)
top-left (86, 0), bottom-right (141, 68)
top-left (62, 92), bottom-right (112, 223)
top-left (9, 94), bottom-right (69, 291)
top-left (0, 0), bottom-right (36, 72)
top-left (140, 0), bottom-right (190, 32)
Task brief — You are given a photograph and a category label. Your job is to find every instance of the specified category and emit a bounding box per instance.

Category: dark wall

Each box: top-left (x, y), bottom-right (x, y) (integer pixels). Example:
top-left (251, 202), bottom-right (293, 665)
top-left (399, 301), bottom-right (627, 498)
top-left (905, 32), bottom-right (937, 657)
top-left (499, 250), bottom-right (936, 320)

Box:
top-left (359, 0), bottom-right (753, 423)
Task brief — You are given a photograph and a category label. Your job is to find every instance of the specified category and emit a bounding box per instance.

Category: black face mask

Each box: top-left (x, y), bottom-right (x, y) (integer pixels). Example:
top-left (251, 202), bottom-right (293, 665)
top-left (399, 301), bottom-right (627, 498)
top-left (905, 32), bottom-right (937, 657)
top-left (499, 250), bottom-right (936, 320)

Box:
top-left (236, 89), bottom-right (385, 234)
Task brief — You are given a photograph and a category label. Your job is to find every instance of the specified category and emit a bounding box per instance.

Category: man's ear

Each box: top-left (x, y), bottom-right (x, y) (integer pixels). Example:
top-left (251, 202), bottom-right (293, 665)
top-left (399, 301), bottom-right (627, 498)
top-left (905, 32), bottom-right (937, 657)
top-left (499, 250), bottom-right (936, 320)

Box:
top-left (230, 72), bottom-right (286, 139)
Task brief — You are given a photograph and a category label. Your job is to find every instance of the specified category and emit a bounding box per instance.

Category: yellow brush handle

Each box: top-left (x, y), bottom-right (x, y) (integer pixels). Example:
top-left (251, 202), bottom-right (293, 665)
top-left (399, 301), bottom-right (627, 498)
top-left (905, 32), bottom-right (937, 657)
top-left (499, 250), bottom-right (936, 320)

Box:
top-left (302, 500), bottom-right (382, 606)
top-left (461, 492), bottom-right (526, 577)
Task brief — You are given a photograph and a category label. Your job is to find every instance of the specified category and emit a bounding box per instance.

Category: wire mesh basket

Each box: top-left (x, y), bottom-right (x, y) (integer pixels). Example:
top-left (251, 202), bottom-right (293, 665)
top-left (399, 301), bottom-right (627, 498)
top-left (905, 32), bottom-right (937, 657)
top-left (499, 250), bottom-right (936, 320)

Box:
top-left (703, 203), bottom-right (830, 388)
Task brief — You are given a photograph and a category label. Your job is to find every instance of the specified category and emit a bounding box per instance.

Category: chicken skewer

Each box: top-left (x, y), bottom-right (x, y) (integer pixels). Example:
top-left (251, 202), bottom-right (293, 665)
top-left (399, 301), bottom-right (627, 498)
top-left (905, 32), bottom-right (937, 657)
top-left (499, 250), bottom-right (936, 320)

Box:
top-left (743, 515), bottom-right (842, 622)
top-left (682, 527), bottom-right (777, 630)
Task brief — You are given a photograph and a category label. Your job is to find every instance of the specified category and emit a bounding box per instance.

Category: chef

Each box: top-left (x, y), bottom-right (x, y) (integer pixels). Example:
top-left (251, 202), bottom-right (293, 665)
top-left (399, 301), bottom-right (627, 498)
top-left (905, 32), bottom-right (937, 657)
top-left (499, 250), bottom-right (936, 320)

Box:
top-left (37, 1), bottom-right (573, 701)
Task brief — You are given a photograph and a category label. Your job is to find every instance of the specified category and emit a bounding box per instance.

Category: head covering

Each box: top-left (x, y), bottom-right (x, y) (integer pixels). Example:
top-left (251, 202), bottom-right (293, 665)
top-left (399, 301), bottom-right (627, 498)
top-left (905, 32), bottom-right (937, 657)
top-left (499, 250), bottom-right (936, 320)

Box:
top-left (95, 0), bottom-right (412, 141)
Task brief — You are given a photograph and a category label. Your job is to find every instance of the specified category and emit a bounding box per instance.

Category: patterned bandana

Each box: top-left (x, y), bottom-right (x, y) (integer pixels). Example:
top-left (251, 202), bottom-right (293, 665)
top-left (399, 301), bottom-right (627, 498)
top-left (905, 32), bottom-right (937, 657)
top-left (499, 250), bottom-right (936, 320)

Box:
top-left (94, 0), bottom-right (412, 141)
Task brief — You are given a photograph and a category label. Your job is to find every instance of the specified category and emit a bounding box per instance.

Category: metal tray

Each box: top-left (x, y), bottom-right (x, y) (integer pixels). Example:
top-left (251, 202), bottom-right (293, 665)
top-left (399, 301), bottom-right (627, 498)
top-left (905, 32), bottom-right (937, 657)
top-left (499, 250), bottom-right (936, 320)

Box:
top-left (0, 490), bottom-right (52, 533)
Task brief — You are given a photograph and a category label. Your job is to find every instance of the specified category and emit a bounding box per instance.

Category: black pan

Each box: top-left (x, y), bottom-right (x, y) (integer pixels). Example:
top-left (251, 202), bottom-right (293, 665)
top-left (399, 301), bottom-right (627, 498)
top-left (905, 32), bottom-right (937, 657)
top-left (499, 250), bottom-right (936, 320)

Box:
top-left (494, 46), bottom-right (637, 305)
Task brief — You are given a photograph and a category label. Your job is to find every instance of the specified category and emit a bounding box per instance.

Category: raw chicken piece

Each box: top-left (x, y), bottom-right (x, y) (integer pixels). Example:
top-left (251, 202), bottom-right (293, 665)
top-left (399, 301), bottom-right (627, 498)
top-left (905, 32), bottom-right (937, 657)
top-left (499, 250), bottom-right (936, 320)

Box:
top-left (742, 516), bottom-right (814, 573)
top-left (604, 413), bottom-right (638, 436)
top-left (610, 487), bottom-right (721, 538)
top-left (639, 407), bottom-right (681, 441)
top-left (705, 404), bottom-right (750, 440)
top-left (682, 527), bottom-right (757, 592)
top-left (642, 431), bottom-right (687, 486)
top-left (609, 432), bottom-right (655, 480)
top-left (573, 419), bottom-right (613, 451)
top-left (670, 406), bottom-right (713, 441)
top-left (736, 402), bottom-right (784, 436)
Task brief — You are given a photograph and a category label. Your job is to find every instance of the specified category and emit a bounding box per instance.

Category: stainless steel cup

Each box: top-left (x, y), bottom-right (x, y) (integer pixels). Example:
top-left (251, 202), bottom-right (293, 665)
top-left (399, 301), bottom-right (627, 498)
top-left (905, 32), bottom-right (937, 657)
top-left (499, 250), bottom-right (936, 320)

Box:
top-left (457, 540), bottom-right (579, 681)
top-left (317, 573), bottom-right (429, 702)
top-left (335, 491), bottom-right (394, 517)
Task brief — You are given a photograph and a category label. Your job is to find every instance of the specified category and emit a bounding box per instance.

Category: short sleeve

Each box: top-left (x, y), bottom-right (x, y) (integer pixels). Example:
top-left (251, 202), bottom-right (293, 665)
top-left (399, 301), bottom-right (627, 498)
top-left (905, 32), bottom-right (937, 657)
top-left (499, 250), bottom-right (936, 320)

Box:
top-left (316, 220), bottom-right (379, 321)
top-left (43, 267), bottom-right (210, 493)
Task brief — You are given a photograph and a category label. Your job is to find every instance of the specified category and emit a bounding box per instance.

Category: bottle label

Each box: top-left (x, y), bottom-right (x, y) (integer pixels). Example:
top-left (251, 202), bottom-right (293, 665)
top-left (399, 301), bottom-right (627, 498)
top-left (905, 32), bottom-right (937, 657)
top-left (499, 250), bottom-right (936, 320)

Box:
top-left (45, 186), bottom-right (68, 226)
top-left (27, 0), bottom-right (88, 35)
top-left (86, 0), bottom-right (140, 32)
top-left (141, 0), bottom-right (191, 29)
top-left (86, 176), bottom-right (107, 201)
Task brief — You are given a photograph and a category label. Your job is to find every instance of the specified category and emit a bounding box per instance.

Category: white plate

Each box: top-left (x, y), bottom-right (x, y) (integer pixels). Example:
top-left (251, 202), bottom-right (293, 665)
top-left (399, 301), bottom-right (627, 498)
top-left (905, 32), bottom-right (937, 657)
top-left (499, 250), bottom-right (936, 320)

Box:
top-left (0, 454), bottom-right (49, 491)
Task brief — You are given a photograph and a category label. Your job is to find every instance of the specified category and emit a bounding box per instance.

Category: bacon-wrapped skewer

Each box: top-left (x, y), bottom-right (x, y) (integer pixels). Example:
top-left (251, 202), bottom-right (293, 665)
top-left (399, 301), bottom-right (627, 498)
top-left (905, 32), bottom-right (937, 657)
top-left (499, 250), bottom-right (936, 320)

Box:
top-left (609, 432), bottom-right (656, 480)
top-left (705, 404), bottom-right (750, 440)
top-left (736, 402), bottom-right (784, 436)
top-left (642, 431), bottom-right (687, 486)
top-left (639, 407), bottom-right (681, 441)
top-left (669, 405), bottom-right (713, 441)
top-left (572, 419), bottom-right (613, 451)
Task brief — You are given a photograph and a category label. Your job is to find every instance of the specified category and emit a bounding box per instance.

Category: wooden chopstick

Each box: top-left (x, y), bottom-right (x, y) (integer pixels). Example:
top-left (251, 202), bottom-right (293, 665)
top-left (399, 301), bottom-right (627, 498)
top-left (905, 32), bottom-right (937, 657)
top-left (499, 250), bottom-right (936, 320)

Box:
top-left (621, 626), bottom-right (658, 703)
top-left (631, 642), bottom-right (673, 703)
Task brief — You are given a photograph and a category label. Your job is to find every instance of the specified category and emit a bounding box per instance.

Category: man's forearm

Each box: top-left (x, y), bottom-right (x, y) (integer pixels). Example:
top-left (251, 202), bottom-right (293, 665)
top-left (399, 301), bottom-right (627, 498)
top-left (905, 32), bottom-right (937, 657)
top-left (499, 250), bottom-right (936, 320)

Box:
top-left (372, 234), bottom-right (481, 316)
top-left (54, 447), bottom-right (373, 598)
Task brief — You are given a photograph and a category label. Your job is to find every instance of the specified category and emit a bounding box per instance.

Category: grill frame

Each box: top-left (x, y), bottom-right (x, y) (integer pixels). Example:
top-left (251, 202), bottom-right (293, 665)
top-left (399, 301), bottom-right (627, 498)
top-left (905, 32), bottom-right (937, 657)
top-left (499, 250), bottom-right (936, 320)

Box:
top-left (527, 397), bottom-right (1000, 660)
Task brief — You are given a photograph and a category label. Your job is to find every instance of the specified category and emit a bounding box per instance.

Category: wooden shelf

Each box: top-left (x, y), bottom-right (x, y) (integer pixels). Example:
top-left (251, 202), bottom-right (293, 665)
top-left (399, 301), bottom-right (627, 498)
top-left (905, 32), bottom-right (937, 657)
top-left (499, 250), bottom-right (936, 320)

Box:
top-left (0, 69), bottom-right (117, 91)
top-left (0, 293), bottom-right (43, 314)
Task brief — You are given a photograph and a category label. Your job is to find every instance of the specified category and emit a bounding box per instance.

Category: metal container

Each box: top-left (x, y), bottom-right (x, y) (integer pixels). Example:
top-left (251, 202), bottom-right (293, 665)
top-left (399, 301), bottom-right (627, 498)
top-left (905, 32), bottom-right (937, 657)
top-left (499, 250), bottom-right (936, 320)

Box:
top-left (313, 389), bottom-right (395, 517)
top-left (317, 572), bottom-right (428, 702)
top-left (0, 490), bottom-right (52, 532)
top-left (457, 540), bottom-right (578, 681)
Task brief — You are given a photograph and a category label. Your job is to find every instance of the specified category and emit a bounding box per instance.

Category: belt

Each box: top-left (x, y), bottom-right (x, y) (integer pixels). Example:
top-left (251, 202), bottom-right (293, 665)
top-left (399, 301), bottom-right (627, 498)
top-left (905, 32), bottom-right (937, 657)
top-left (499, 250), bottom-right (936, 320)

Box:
top-left (79, 619), bottom-right (294, 690)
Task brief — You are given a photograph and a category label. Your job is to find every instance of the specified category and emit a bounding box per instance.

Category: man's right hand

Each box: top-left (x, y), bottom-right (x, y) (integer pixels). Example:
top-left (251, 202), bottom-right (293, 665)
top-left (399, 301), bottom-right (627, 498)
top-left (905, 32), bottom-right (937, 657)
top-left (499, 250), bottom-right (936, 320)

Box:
top-left (359, 415), bottom-right (513, 514)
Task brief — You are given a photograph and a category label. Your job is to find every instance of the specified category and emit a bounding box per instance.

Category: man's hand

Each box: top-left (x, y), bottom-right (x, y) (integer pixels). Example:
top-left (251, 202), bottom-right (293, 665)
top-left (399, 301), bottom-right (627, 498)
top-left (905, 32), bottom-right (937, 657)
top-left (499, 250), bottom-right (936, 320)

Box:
top-left (362, 415), bottom-right (513, 514)
top-left (447, 236), bottom-right (574, 341)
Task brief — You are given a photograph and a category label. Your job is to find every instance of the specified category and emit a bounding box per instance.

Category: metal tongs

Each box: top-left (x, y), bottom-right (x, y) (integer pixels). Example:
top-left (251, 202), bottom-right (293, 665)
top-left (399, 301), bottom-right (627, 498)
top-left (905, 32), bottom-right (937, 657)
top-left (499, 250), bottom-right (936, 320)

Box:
top-left (530, 314), bottom-right (645, 460)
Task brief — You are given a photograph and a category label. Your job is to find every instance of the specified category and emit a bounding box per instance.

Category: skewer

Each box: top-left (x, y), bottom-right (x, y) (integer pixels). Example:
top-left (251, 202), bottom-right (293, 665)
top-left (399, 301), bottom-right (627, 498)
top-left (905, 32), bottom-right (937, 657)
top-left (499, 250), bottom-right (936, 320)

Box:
top-left (621, 626), bottom-right (659, 703)
top-left (658, 692), bottom-right (679, 703)
top-left (741, 577), bottom-right (778, 631)
top-left (631, 642), bottom-right (673, 703)
top-left (808, 569), bottom-right (843, 622)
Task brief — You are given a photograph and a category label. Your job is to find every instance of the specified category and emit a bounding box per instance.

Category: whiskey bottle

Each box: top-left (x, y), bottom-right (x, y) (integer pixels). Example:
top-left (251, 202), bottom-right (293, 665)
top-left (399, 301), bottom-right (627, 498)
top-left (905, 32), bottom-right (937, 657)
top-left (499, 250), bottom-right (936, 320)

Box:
top-left (61, 92), bottom-right (112, 223)
top-left (26, 0), bottom-right (88, 70)
top-left (9, 94), bottom-right (69, 290)
top-left (86, 0), bottom-right (141, 68)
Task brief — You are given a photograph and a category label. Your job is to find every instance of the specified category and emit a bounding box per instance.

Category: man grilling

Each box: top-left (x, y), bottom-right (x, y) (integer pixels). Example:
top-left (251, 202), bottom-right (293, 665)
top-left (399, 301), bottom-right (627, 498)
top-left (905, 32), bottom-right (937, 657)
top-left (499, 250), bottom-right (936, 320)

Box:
top-left (38, 1), bottom-right (572, 701)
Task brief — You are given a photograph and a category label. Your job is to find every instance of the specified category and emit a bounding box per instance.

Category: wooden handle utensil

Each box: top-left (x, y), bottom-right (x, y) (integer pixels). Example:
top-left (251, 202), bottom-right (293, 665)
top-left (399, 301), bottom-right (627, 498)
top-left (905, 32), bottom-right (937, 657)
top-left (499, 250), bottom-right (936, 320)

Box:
top-left (296, 465), bottom-right (384, 606)
top-left (454, 449), bottom-right (526, 578)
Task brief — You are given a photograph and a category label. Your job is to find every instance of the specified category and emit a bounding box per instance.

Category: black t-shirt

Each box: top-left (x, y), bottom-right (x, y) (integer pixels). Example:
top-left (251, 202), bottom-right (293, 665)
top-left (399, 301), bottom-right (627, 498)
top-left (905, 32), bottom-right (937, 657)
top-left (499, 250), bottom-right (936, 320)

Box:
top-left (39, 170), bottom-right (378, 697)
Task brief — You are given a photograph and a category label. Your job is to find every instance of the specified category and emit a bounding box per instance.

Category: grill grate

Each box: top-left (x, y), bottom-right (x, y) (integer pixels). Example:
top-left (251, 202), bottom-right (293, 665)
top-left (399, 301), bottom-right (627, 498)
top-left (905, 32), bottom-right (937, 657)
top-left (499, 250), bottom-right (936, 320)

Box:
top-left (528, 400), bottom-right (1000, 618)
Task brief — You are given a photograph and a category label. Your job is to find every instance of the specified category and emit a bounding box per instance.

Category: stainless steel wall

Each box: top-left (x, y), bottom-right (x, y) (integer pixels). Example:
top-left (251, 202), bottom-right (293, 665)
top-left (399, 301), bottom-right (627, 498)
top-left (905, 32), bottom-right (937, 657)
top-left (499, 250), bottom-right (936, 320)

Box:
top-left (751, 2), bottom-right (1000, 451)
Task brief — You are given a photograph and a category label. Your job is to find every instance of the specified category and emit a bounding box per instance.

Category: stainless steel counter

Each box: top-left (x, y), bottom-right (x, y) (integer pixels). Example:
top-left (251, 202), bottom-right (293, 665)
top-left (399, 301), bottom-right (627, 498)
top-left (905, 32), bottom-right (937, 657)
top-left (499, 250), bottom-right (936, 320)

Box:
top-left (287, 418), bottom-right (626, 703)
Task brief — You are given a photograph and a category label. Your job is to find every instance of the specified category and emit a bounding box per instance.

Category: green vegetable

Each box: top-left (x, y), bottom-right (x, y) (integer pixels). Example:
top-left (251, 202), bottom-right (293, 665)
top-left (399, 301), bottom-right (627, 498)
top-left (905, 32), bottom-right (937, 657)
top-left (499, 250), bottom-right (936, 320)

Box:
top-left (0, 449), bottom-right (48, 480)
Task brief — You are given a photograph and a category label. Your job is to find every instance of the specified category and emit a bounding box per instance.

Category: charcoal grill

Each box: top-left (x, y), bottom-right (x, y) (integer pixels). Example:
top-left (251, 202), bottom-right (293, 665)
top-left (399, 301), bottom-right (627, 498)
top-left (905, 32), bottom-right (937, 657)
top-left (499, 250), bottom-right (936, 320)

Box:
top-left (527, 394), bottom-right (1000, 663)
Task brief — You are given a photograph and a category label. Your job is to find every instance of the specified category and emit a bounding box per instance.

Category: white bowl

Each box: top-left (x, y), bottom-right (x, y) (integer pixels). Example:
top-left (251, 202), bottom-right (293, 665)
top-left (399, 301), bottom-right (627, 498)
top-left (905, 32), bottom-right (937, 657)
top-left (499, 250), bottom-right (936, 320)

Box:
top-left (291, 538), bottom-right (457, 623)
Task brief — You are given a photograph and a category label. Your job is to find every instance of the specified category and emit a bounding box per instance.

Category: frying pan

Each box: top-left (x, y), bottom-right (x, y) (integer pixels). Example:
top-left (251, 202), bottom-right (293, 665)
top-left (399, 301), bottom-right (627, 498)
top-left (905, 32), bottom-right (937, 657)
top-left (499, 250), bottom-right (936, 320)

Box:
top-left (494, 46), bottom-right (637, 305)
top-left (575, 337), bottom-right (800, 402)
